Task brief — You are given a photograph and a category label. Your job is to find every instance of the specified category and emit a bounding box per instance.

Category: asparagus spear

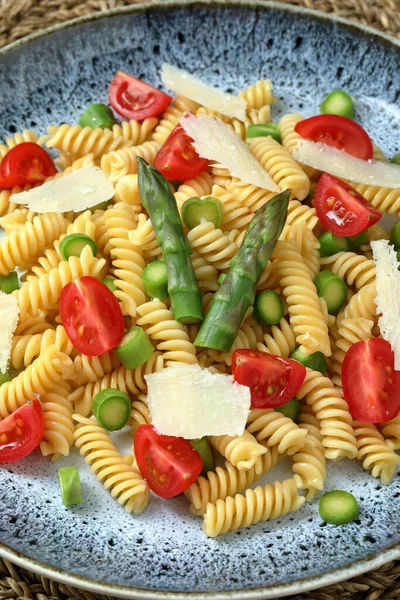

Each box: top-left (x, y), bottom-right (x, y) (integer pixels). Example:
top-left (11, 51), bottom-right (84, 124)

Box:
top-left (137, 157), bottom-right (204, 324)
top-left (194, 190), bottom-right (289, 351)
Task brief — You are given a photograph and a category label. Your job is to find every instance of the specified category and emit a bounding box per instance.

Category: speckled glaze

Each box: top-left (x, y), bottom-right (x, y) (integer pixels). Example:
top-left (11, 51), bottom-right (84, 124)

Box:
top-left (0, 2), bottom-right (400, 599)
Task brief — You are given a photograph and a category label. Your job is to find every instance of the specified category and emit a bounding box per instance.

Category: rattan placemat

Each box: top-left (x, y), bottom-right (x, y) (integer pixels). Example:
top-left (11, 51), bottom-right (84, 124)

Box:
top-left (0, 0), bottom-right (399, 598)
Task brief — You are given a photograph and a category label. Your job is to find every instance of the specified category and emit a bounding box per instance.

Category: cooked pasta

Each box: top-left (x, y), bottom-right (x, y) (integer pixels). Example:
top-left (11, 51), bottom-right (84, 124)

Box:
top-left (330, 318), bottom-right (375, 386)
top-left (256, 317), bottom-right (296, 357)
top-left (0, 208), bottom-right (37, 232)
top-left (286, 199), bottom-right (319, 230)
top-left (174, 172), bottom-right (214, 213)
top-left (249, 137), bottom-right (310, 201)
top-left (10, 325), bottom-right (74, 369)
top-left (292, 410), bottom-right (326, 501)
top-left (100, 140), bottom-right (161, 182)
top-left (74, 414), bottom-right (150, 513)
top-left (226, 178), bottom-right (276, 214)
top-left (202, 477), bottom-right (305, 537)
top-left (210, 430), bottom-right (268, 471)
top-left (274, 240), bottom-right (331, 357)
top-left (380, 416), bottom-right (400, 451)
top-left (278, 113), bottom-right (317, 178)
top-left (280, 221), bottom-right (320, 280)
top-left (151, 95), bottom-right (199, 146)
top-left (353, 421), bottom-right (399, 485)
top-left (65, 351), bottom-right (121, 385)
top-left (320, 252), bottom-right (376, 289)
top-left (128, 213), bottom-right (162, 260)
top-left (238, 79), bottom-right (276, 110)
top-left (187, 221), bottom-right (244, 270)
top-left (114, 174), bottom-right (142, 206)
top-left (0, 129), bottom-right (40, 159)
top-left (185, 445), bottom-right (280, 515)
top-left (344, 182), bottom-right (400, 218)
top-left (130, 393), bottom-right (152, 435)
top-left (40, 380), bottom-right (74, 461)
top-left (190, 251), bottom-right (219, 292)
top-left (246, 409), bottom-right (308, 455)
top-left (210, 184), bottom-right (254, 232)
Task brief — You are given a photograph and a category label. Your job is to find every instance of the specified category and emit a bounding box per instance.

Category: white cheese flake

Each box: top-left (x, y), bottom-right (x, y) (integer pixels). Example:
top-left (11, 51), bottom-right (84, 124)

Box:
top-left (146, 363), bottom-right (251, 438)
top-left (180, 114), bottom-right (280, 192)
top-left (10, 166), bottom-right (114, 213)
top-left (161, 63), bottom-right (247, 121)
top-left (293, 140), bottom-right (400, 189)
top-left (0, 291), bottom-right (19, 374)
top-left (371, 239), bottom-right (400, 370)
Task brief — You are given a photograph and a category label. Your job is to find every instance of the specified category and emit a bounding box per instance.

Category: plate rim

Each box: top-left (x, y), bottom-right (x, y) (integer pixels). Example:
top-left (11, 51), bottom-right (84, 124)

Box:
top-left (0, 1), bottom-right (399, 597)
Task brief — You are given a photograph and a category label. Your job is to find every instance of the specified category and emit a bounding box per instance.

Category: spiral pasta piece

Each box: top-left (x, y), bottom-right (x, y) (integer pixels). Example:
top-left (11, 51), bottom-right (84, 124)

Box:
top-left (0, 347), bottom-right (72, 419)
top-left (191, 251), bottom-right (219, 292)
top-left (279, 113), bottom-right (317, 178)
top-left (273, 240), bottom-right (331, 357)
top-left (379, 416), bottom-right (400, 451)
top-left (174, 172), bottom-right (214, 213)
top-left (151, 95), bottom-right (199, 146)
top-left (0, 130), bottom-right (39, 159)
top-left (330, 318), bottom-right (374, 385)
top-left (105, 202), bottom-right (146, 316)
top-left (14, 246), bottom-right (107, 318)
top-left (335, 282), bottom-right (377, 329)
top-left (130, 393), bottom-right (151, 435)
top-left (0, 213), bottom-right (68, 274)
top-left (238, 79), bottom-right (276, 110)
top-left (226, 178), bottom-right (276, 213)
top-left (196, 107), bottom-right (247, 140)
top-left (292, 410), bottom-right (326, 501)
top-left (40, 381), bottom-right (74, 461)
top-left (136, 300), bottom-right (197, 365)
top-left (209, 318), bottom-right (262, 366)
top-left (249, 137), bottom-right (310, 201)
top-left (344, 182), bottom-right (400, 218)
top-left (14, 315), bottom-right (54, 336)
top-left (187, 221), bottom-right (243, 270)
top-left (296, 368), bottom-right (357, 460)
top-left (128, 214), bottom-right (162, 260)
top-left (185, 446), bottom-right (280, 515)
top-left (70, 353), bottom-right (165, 417)
top-left (210, 430), bottom-right (268, 471)
top-left (210, 166), bottom-right (232, 189)
top-left (0, 208), bottom-right (38, 232)
top-left (320, 252), bottom-right (376, 289)
top-left (0, 188), bottom-right (21, 218)
top-left (73, 414), bottom-right (150, 513)
top-left (203, 477), bottom-right (305, 537)
top-left (210, 185), bottom-right (254, 232)
top-left (246, 409), bottom-right (307, 455)
top-left (100, 141), bottom-right (161, 182)
top-left (256, 317), bottom-right (296, 358)
top-left (353, 421), bottom-right (399, 484)
top-left (91, 209), bottom-right (110, 255)
top-left (286, 200), bottom-right (319, 230)
top-left (65, 351), bottom-right (121, 385)
top-left (114, 174), bottom-right (142, 206)
top-left (280, 221), bottom-right (320, 280)
top-left (10, 325), bottom-right (74, 370)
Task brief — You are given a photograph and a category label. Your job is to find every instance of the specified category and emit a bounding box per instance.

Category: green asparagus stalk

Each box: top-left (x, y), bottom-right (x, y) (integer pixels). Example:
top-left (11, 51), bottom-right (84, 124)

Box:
top-left (137, 158), bottom-right (204, 324)
top-left (194, 190), bottom-right (290, 351)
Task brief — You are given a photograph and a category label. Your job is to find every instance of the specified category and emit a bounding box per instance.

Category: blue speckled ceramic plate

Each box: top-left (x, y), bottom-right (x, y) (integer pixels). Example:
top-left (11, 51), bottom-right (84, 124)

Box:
top-left (1, 2), bottom-right (400, 598)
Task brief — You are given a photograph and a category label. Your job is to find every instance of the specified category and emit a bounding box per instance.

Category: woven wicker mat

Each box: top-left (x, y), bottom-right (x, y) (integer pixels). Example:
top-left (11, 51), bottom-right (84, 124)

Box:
top-left (0, 0), bottom-right (400, 598)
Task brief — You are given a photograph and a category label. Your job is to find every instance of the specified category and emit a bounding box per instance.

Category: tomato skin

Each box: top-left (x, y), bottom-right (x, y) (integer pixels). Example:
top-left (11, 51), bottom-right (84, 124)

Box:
top-left (314, 173), bottom-right (381, 237)
top-left (342, 338), bottom-right (400, 423)
top-left (59, 276), bottom-right (125, 356)
top-left (232, 349), bottom-right (306, 409)
top-left (0, 143), bottom-right (57, 189)
top-left (294, 114), bottom-right (374, 160)
top-left (153, 122), bottom-right (209, 181)
top-left (134, 424), bottom-right (202, 498)
top-left (0, 399), bottom-right (44, 463)
top-left (108, 71), bottom-right (172, 121)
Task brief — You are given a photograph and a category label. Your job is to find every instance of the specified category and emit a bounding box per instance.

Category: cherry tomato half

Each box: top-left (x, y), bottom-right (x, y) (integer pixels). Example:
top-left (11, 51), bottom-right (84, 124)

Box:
top-left (153, 122), bottom-right (209, 181)
top-left (0, 399), bottom-right (44, 463)
top-left (59, 276), bottom-right (124, 356)
top-left (0, 142), bottom-right (57, 189)
top-left (108, 71), bottom-right (172, 121)
top-left (134, 424), bottom-right (202, 498)
top-left (314, 173), bottom-right (381, 237)
top-left (232, 349), bottom-right (306, 409)
top-left (294, 114), bottom-right (374, 160)
top-left (342, 338), bottom-right (400, 423)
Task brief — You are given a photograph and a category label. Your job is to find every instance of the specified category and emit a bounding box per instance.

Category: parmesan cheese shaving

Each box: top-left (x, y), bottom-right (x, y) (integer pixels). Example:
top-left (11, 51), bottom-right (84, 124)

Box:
top-left (371, 239), bottom-right (400, 370)
top-left (10, 166), bottom-right (114, 213)
top-left (161, 63), bottom-right (247, 121)
top-left (146, 363), bottom-right (251, 438)
top-left (293, 140), bottom-right (400, 189)
top-left (0, 291), bottom-right (19, 374)
top-left (180, 114), bottom-right (280, 192)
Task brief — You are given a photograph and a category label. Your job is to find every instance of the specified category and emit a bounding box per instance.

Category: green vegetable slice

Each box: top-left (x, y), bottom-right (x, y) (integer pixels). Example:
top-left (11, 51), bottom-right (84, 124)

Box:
top-left (291, 346), bottom-right (327, 374)
top-left (79, 103), bottom-right (116, 129)
top-left (347, 231), bottom-right (368, 249)
top-left (274, 399), bottom-right (301, 423)
top-left (314, 270), bottom-right (347, 315)
top-left (0, 371), bottom-right (10, 386)
top-left (318, 232), bottom-right (350, 257)
top-left (115, 327), bottom-right (154, 369)
top-left (59, 233), bottom-right (98, 259)
top-left (253, 290), bottom-right (284, 326)
top-left (217, 273), bottom-right (227, 285)
top-left (391, 152), bottom-right (400, 165)
top-left (58, 466), bottom-right (82, 506)
top-left (102, 277), bottom-right (120, 293)
top-left (389, 222), bottom-right (400, 248)
top-left (189, 437), bottom-right (215, 475)
top-left (0, 271), bottom-right (19, 294)
top-left (320, 90), bottom-right (354, 120)
top-left (142, 260), bottom-right (169, 299)
top-left (181, 196), bottom-right (224, 230)
top-left (246, 123), bottom-right (281, 143)
top-left (319, 490), bottom-right (360, 525)
top-left (92, 388), bottom-right (131, 431)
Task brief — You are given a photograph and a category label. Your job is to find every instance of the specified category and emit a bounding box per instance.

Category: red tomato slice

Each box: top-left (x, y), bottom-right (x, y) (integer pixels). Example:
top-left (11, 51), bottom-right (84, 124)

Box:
top-left (0, 399), bottom-right (44, 463)
top-left (294, 114), bottom-right (373, 160)
top-left (134, 424), bottom-right (202, 498)
top-left (0, 142), bottom-right (57, 189)
top-left (153, 122), bottom-right (209, 181)
top-left (314, 173), bottom-right (381, 237)
top-left (342, 339), bottom-right (400, 423)
top-left (59, 276), bottom-right (124, 356)
top-left (108, 71), bottom-right (172, 121)
top-left (232, 349), bottom-right (306, 409)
